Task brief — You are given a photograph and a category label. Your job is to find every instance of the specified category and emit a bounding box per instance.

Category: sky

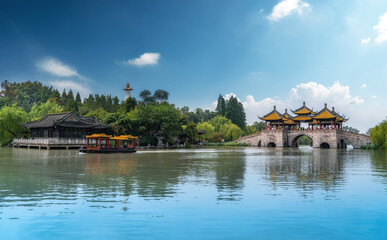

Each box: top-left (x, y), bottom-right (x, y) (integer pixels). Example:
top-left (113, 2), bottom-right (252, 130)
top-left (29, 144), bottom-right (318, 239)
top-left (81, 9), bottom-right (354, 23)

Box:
top-left (0, 0), bottom-right (386, 132)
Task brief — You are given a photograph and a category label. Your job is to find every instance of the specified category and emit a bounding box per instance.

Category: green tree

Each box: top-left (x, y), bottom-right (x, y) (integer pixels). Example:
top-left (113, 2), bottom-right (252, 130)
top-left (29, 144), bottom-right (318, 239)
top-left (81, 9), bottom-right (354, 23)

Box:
top-left (139, 90), bottom-right (154, 104)
top-left (29, 100), bottom-right (64, 120)
top-left (153, 89), bottom-right (169, 103)
top-left (225, 96), bottom-right (246, 129)
top-left (0, 80), bottom-right (16, 100)
top-left (185, 121), bottom-right (198, 143)
top-left (137, 103), bottom-right (182, 139)
top-left (210, 115), bottom-right (232, 132)
top-left (85, 107), bottom-right (109, 121)
top-left (75, 92), bottom-right (82, 104)
top-left (253, 121), bottom-right (266, 131)
top-left (343, 126), bottom-right (360, 134)
top-left (0, 105), bottom-right (29, 145)
top-left (243, 125), bottom-right (257, 136)
top-left (197, 122), bottom-right (215, 141)
top-left (216, 94), bottom-right (226, 116)
top-left (370, 119), bottom-right (387, 149)
top-left (220, 123), bottom-right (243, 141)
top-left (122, 97), bottom-right (137, 112)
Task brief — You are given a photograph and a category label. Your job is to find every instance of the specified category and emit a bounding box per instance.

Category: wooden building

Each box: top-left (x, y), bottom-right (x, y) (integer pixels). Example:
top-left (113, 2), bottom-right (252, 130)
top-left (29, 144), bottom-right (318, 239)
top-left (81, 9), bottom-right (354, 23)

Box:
top-left (13, 112), bottom-right (112, 149)
top-left (24, 112), bottom-right (112, 138)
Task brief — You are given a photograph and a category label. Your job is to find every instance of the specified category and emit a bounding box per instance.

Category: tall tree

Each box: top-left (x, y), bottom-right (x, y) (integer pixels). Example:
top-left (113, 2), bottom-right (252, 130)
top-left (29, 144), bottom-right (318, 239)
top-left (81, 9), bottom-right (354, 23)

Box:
top-left (153, 89), bottom-right (169, 103)
top-left (225, 96), bottom-right (246, 129)
top-left (216, 94), bottom-right (226, 116)
top-left (75, 92), bottom-right (82, 104)
top-left (139, 90), bottom-right (154, 104)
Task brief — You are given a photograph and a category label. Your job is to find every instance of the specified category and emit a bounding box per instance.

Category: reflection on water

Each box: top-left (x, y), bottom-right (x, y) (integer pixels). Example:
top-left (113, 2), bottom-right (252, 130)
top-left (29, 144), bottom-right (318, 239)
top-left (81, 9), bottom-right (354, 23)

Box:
top-left (1, 147), bottom-right (387, 239)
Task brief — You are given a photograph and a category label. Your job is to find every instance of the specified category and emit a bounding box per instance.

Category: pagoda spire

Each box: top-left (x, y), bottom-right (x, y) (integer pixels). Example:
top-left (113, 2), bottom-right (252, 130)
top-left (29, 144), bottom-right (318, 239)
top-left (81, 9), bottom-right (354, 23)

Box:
top-left (123, 82), bottom-right (133, 100)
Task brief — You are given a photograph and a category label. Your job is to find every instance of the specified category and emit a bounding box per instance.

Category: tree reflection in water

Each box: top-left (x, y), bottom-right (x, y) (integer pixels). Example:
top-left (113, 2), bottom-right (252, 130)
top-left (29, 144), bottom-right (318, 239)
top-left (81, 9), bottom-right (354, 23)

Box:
top-left (262, 148), bottom-right (345, 197)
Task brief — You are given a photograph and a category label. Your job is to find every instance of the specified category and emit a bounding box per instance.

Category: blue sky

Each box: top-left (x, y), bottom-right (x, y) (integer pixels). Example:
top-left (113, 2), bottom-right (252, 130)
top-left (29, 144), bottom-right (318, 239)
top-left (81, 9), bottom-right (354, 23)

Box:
top-left (0, 0), bottom-right (386, 131)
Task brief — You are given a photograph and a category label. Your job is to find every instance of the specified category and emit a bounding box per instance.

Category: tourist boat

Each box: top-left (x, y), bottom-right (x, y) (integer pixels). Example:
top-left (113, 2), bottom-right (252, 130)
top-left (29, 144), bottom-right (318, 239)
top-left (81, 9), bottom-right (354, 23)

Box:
top-left (79, 134), bottom-right (137, 153)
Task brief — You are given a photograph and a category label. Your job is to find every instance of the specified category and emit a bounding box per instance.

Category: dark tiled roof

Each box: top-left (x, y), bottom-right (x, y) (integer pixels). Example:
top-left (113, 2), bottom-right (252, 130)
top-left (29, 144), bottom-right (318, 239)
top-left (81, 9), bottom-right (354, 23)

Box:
top-left (24, 112), bottom-right (111, 129)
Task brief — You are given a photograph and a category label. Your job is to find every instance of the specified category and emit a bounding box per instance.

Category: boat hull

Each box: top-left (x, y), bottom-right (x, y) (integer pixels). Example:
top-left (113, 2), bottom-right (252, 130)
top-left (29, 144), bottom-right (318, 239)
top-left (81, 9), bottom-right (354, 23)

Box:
top-left (79, 148), bottom-right (136, 154)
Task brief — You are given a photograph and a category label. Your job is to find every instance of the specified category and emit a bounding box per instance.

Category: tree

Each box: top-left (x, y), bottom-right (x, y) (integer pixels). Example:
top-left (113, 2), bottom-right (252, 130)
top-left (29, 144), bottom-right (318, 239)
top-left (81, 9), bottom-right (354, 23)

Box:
top-left (220, 123), bottom-right (243, 141)
top-left (216, 94), bottom-right (226, 116)
top-left (343, 126), bottom-right (360, 134)
top-left (153, 89), bottom-right (169, 103)
top-left (0, 105), bottom-right (29, 145)
top-left (137, 103), bottom-right (182, 139)
top-left (29, 100), bottom-right (64, 120)
top-left (185, 121), bottom-right (198, 143)
top-left (253, 121), bottom-right (266, 131)
top-left (122, 97), bottom-right (137, 112)
top-left (75, 92), bottom-right (82, 104)
top-left (0, 80), bottom-right (16, 100)
top-left (197, 122), bottom-right (215, 141)
top-left (225, 96), bottom-right (246, 129)
top-left (85, 108), bottom-right (109, 121)
top-left (370, 119), bottom-right (387, 149)
top-left (243, 125), bottom-right (257, 136)
top-left (139, 90), bottom-right (154, 104)
top-left (210, 116), bottom-right (232, 132)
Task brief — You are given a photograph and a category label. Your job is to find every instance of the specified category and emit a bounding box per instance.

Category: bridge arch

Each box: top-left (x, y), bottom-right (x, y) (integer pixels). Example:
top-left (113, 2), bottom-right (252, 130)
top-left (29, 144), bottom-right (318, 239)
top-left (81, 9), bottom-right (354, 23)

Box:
top-left (267, 142), bottom-right (276, 147)
top-left (290, 134), bottom-right (313, 147)
top-left (257, 140), bottom-right (261, 147)
top-left (320, 142), bottom-right (330, 148)
top-left (288, 132), bottom-right (314, 147)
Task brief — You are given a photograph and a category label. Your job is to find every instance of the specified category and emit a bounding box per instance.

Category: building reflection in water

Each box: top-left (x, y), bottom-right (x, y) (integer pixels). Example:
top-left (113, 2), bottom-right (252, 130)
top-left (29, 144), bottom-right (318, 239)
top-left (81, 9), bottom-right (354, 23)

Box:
top-left (263, 148), bottom-right (344, 195)
top-left (214, 154), bottom-right (245, 201)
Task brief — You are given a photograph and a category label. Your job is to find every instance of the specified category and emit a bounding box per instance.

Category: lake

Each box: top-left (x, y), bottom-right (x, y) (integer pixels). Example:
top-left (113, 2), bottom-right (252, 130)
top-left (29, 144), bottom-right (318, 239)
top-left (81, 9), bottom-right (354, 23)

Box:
top-left (0, 147), bottom-right (387, 239)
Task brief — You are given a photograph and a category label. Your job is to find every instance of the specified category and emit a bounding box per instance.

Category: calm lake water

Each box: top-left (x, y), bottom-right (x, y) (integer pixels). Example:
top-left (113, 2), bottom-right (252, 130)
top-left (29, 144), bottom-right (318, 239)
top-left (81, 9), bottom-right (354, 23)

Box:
top-left (1, 147), bottom-right (387, 239)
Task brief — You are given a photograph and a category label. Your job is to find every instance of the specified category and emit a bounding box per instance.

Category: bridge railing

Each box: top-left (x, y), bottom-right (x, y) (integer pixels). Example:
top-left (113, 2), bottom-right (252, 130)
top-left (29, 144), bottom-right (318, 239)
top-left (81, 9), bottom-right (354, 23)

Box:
top-left (13, 138), bottom-right (87, 145)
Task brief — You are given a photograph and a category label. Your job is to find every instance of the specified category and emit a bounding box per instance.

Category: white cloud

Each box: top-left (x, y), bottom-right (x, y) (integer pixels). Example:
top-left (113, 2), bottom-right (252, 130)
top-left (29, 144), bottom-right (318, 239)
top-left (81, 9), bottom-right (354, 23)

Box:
top-left (259, 9), bottom-right (264, 14)
top-left (371, 95), bottom-right (377, 99)
top-left (361, 83), bottom-right (367, 88)
top-left (48, 80), bottom-right (91, 98)
top-left (127, 53), bottom-right (160, 67)
top-left (267, 0), bottom-right (311, 22)
top-left (361, 37), bottom-right (371, 45)
top-left (37, 58), bottom-right (79, 77)
top-left (374, 10), bottom-right (387, 43)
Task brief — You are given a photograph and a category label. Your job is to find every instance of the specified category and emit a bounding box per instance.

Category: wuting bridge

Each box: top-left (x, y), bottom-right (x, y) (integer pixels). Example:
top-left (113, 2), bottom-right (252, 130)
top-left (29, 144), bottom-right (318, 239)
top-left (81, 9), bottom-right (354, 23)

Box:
top-left (236, 102), bottom-right (371, 149)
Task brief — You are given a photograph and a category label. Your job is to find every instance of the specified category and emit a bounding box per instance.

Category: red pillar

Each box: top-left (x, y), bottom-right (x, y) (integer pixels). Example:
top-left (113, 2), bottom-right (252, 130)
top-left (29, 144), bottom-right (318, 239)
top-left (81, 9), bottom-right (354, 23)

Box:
top-left (98, 138), bottom-right (101, 150)
top-left (118, 140), bottom-right (120, 149)
top-left (108, 139), bottom-right (110, 149)
top-left (86, 138), bottom-right (89, 148)
top-left (134, 139), bottom-right (136, 150)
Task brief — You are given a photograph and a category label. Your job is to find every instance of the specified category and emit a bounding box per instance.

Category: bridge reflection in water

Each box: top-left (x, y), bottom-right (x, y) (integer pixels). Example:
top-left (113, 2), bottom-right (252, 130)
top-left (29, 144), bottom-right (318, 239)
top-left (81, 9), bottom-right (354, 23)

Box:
top-left (0, 147), bottom-right (383, 205)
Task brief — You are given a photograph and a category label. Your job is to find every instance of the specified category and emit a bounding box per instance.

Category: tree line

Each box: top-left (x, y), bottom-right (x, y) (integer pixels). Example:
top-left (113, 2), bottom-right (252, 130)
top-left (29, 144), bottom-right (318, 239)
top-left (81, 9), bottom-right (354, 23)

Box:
top-left (0, 80), bottom-right (267, 146)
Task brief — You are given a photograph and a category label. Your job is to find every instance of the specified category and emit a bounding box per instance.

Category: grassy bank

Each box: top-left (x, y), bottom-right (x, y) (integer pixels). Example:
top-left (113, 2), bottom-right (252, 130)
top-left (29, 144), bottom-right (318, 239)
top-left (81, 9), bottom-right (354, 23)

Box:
top-left (361, 145), bottom-right (384, 150)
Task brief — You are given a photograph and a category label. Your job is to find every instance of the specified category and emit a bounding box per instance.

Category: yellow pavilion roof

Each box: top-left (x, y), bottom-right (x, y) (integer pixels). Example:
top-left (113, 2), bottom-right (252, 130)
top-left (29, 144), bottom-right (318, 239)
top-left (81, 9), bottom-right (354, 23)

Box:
top-left (292, 116), bottom-right (312, 121)
top-left (291, 102), bottom-right (315, 115)
top-left (86, 133), bottom-right (112, 138)
top-left (259, 106), bottom-right (284, 121)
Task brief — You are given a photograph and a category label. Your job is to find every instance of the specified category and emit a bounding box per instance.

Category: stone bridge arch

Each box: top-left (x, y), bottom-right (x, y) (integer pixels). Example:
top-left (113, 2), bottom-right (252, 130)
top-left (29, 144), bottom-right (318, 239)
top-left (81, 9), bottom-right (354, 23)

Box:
top-left (288, 131), bottom-right (314, 147)
top-left (338, 131), bottom-right (371, 149)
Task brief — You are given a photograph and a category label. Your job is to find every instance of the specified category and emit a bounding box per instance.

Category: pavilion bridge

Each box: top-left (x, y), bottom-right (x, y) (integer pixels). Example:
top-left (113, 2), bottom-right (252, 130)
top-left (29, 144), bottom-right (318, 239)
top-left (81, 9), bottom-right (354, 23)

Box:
top-left (236, 102), bottom-right (371, 149)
